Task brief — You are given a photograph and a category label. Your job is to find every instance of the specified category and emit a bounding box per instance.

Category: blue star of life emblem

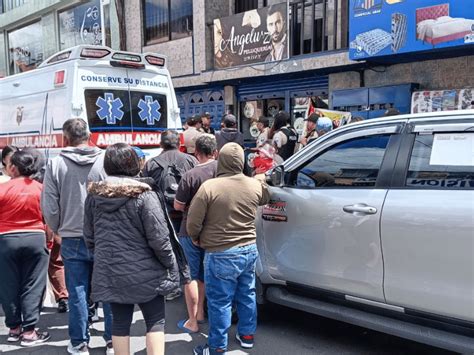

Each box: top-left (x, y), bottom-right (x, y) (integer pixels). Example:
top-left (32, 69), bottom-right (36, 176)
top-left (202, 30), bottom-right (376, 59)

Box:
top-left (138, 95), bottom-right (161, 125)
top-left (96, 93), bottom-right (124, 124)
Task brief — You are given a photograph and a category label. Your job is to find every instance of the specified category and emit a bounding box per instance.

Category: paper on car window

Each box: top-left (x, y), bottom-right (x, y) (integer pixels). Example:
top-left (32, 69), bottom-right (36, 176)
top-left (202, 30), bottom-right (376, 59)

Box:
top-left (430, 133), bottom-right (474, 166)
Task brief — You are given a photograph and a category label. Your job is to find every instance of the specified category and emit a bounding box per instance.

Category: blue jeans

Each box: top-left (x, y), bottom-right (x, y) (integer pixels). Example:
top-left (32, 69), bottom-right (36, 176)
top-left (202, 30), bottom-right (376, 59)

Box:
top-left (204, 243), bottom-right (258, 351)
top-left (61, 237), bottom-right (112, 346)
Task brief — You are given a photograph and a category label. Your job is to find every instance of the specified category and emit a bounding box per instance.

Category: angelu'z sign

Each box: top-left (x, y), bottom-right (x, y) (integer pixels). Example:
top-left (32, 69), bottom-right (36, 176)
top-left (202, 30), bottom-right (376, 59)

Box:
top-left (213, 2), bottom-right (289, 69)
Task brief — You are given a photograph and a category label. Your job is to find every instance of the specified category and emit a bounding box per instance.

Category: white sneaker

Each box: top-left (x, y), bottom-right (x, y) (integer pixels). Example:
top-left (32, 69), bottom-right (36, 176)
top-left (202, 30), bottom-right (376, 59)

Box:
top-left (106, 340), bottom-right (115, 354)
top-left (91, 308), bottom-right (100, 322)
top-left (67, 341), bottom-right (90, 355)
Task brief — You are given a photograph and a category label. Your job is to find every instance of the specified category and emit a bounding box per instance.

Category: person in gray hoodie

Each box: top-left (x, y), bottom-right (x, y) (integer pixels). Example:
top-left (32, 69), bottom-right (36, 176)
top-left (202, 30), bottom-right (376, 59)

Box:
top-left (41, 118), bottom-right (113, 355)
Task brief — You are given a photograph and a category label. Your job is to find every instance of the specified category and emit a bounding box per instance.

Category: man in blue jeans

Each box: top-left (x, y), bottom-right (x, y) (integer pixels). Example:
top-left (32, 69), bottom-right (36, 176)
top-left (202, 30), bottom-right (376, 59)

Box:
top-left (187, 143), bottom-right (270, 354)
top-left (42, 118), bottom-right (113, 355)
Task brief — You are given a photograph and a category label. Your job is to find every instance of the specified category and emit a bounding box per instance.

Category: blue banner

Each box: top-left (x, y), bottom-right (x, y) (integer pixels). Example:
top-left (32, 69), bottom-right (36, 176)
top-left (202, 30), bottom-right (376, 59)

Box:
top-left (349, 0), bottom-right (474, 60)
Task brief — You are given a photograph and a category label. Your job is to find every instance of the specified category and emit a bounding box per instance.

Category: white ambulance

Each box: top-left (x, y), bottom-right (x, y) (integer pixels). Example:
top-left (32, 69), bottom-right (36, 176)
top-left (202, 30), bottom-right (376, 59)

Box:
top-left (0, 45), bottom-right (182, 158)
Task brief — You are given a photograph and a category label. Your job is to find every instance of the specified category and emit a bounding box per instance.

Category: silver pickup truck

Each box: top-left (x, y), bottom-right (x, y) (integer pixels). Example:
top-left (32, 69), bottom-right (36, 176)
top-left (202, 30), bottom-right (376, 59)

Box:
top-left (256, 111), bottom-right (474, 353)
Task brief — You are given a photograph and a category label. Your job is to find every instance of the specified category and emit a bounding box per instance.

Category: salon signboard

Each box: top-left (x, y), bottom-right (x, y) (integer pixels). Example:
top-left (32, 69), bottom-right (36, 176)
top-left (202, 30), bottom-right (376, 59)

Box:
top-left (213, 2), bottom-right (289, 69)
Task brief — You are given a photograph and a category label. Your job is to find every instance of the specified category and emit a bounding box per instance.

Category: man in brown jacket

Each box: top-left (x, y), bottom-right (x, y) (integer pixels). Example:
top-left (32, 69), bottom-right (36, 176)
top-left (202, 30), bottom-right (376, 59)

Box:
top-left (187, 143), bottom-right (270, 355)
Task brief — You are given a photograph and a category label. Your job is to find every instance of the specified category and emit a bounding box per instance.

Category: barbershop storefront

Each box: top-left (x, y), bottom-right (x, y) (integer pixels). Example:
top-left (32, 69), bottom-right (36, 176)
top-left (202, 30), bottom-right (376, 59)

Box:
top-left (209, 2), bottom-right (331, 144)
top-left (236, 73), bottom-right (329, 144)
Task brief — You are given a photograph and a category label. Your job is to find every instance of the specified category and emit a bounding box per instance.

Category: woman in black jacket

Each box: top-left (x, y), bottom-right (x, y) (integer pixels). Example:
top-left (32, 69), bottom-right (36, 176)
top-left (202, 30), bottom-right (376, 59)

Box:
top-left (84, 143), bottom-right (179, 355)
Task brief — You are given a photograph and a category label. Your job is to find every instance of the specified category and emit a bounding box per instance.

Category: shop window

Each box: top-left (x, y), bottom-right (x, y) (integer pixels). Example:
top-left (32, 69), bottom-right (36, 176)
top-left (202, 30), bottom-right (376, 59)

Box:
top-left (235, 0), bottom-right (268, 13)
top-left (143, 0), bottom-right (193, 45)
top-left (2, 0), bottom-right (26, 13)
top-left (8, 22), bottom-right (43, 75)
top-left (240, 98), bottom-right (285, 143)
top-left (290, 0), bottom-right (348, 56)
top-left (291, 95), bottom-right (328, 134)
top-left (59, 0), bottom-right (103, 50)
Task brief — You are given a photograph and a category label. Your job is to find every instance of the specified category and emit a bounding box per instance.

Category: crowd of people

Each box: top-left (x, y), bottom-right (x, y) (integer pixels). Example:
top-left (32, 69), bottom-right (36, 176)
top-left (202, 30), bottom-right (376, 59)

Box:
top-left (0, 107), bottom-right (383, 354)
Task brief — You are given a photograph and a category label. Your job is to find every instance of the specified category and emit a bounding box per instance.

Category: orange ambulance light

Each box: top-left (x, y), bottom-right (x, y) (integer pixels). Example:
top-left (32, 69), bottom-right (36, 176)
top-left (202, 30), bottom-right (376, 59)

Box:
top-left (54, 70), bottom-right (66, 87)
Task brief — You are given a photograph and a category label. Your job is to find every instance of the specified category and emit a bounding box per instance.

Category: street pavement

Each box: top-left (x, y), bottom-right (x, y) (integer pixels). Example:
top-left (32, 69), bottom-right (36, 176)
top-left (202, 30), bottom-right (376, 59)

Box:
top-left (0, 295), bottom-right (454, 355)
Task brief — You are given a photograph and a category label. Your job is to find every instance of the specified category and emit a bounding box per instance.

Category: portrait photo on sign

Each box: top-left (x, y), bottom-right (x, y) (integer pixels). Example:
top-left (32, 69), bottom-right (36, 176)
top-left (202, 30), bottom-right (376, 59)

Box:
top-left (213, 2), bottom-right (289, 69)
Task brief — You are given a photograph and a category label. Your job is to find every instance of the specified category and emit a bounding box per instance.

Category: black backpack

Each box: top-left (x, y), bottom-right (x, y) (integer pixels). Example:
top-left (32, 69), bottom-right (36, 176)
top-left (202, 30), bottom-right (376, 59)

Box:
top-left (155, 160), bottom-right (184, 207)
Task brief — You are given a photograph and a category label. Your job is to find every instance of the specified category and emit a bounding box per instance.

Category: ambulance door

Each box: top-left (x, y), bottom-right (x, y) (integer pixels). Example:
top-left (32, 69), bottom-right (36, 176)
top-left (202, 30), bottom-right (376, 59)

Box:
top-left (125, 69), bottom-right (173, 133)
top-left (78, 66), bottom-right (133, 144)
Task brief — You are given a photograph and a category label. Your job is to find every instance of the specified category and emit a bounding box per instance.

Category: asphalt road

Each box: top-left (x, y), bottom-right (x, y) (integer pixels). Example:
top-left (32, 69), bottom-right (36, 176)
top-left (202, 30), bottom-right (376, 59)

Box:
top-left (0, 296), bottom-right (454, 355)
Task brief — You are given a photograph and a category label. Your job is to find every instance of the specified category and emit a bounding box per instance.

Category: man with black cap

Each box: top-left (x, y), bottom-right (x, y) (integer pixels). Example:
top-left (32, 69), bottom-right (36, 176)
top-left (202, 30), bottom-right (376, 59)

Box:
top-left (200, 112), bottom-right (215, 135)
top-left (183, 115), bottom-right (203, 155)
top-left (299, 113), bottom-right (319, 147)
top-left (215, 114), bottom-right (244, 151)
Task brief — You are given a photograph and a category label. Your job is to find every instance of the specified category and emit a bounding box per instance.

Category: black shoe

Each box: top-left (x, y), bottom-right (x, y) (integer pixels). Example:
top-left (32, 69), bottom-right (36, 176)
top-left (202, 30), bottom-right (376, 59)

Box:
top-left (7, 329), bottom-right (22, 342)
top-left (58, 298), bottom-right (69, 313)
top-left (236, 333), bottom-right (254, 349)
top-left (20, 331), bottom-right (50, 347)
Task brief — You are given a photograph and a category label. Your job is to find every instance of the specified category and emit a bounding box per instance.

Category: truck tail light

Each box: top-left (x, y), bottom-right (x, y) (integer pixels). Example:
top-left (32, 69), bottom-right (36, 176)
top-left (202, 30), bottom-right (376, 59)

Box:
top-left (54, 70), bottom-right (66, 86)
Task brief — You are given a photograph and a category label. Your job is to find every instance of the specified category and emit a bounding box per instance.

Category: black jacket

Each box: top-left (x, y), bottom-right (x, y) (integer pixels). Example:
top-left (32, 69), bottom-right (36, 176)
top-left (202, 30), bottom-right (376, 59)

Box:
top-left (84, 176), bottom-right (181, 304)
top-left (142, 149), bottom-right (197, 193)
top-left (215, 128), bottom-right (244, 151)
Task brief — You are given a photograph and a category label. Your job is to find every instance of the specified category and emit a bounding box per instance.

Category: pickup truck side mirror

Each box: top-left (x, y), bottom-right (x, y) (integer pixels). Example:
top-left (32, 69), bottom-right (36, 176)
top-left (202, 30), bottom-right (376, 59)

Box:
top-left (266, 165), bottom-right (285, 187)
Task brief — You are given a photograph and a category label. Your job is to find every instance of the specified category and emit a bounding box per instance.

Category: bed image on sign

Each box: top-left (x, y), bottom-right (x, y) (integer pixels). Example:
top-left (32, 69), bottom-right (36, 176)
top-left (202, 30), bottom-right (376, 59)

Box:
top-left (416, 4), bottom-right (474, 46)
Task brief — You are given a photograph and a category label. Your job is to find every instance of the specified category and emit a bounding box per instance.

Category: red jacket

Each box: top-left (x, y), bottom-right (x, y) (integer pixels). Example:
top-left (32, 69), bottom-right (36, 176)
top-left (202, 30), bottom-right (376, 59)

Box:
top-left (0, 177), bottom-right (45, 235)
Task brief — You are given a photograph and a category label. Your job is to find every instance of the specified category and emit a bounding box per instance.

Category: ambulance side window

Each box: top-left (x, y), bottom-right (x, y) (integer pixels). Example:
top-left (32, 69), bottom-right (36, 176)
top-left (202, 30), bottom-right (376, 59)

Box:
top-left (84, 89), bottom-right (132, 130)
top-left (84, 90), bottom-right (168, 130)
top-left (130, 91), bottom-right (167, 129)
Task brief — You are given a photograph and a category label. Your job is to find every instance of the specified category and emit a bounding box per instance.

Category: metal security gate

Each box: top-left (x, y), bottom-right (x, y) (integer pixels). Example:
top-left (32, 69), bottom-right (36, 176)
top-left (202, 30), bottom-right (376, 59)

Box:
top-left (176, 87), bottom-right (225, 131)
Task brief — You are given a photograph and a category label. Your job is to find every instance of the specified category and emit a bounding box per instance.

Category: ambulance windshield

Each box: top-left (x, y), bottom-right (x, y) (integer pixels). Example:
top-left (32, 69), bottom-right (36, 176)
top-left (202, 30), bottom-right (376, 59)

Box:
top-left (84, 89), bottom-right (168, 132)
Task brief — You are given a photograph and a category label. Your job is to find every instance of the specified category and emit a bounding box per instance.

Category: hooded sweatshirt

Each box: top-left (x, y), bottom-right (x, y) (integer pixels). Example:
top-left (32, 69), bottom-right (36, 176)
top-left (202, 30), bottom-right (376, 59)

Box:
top-left (41, 146), bottom-right (102, 238)
top-left (186, 143), bottom-right (270, 252)
top-left (215, 128), bottom-right (245, 151)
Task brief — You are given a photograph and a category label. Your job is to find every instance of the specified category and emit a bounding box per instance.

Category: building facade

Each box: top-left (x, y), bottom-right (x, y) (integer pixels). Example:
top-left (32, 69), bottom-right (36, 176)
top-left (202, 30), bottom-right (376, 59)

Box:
top-left (0, 0), bottom-right (121, 78)
top-left (125, 0), bottom-right (354, 144)
top-left (2, 0), bottom-right (473, 146)
top-left (124, 0), bottom-right (473, 145)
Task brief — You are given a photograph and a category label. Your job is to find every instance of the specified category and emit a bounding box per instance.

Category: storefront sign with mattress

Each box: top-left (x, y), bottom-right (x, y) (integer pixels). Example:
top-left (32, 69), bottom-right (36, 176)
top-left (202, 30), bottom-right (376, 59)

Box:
top-left (349, 0), bottom-right (474, 60)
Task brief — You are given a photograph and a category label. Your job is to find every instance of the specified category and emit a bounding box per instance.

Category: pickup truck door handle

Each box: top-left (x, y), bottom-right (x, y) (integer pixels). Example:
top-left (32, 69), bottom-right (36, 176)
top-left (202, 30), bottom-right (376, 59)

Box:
top-left (343, 204), bottom-right (377, 215)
